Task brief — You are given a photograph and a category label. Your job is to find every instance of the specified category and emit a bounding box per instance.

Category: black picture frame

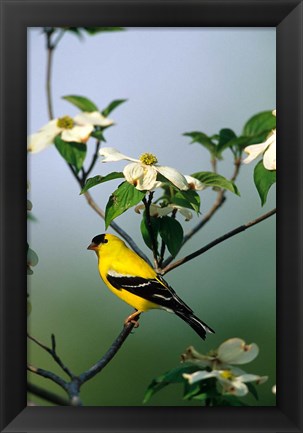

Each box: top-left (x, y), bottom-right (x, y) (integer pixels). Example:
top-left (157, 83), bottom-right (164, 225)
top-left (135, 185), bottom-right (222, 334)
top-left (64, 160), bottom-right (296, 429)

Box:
top-left (0, 0), bottom-right (302, 432)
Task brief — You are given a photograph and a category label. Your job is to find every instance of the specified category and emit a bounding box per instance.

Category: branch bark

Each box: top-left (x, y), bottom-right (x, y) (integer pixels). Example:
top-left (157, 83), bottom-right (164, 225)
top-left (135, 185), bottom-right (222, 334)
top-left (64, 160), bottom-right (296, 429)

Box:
top-left (161, 208), bottom-right (276, 275)
top-left (27, 321), bottom-right (137, 405)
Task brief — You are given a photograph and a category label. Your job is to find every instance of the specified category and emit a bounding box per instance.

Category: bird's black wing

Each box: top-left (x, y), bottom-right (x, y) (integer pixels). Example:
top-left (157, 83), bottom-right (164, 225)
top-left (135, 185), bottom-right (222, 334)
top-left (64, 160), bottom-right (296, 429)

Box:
top-left (106, 272), bottom-right (193, 314)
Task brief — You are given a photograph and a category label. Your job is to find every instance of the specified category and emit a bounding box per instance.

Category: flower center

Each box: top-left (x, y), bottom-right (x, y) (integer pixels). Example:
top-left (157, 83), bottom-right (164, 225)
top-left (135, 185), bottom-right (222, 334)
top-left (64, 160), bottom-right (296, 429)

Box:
top-left (139, 153), bottom-right (158, 165)
top-left (220, 370), bottom-right (234, 381)
top-left (57, 115), bottom-right (74, 129)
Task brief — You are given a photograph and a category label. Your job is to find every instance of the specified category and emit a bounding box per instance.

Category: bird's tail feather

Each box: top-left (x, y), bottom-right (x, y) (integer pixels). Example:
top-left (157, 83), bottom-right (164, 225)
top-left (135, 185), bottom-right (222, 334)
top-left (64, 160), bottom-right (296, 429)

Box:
top-left (175, 311), bottom-right (215, 340)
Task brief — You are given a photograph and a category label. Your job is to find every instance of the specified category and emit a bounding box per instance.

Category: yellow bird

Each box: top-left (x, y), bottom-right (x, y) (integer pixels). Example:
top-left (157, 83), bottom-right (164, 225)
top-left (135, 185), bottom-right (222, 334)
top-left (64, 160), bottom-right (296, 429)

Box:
top-left (87, 233), bottom-right (214, 340)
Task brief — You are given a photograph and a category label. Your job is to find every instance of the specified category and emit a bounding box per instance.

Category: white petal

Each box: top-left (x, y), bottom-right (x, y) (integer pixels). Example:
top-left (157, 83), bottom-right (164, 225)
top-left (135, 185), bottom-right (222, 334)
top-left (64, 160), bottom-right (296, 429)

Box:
top-left (127, 163), bottom-right (158, 191)
top-left (218, 338), bottom-right (259, 364)
top-left (27, 130), bottom-right (57, 153)
top-left (272, 109), bottom-right (276, 117)
top-left (99, 147), bottom-right (139, 163)
top-left (61, 124), bottom-right (93, 143)
top-left (181, 346), bottom-right (214, 366)
top-left (151, 205), bottom-right (174, 217)
top-left (237, 374), bottom-right (268, 384)
top-left (124, 163), bottom-right (160, 191)
top-left (74, 111), bottom-right (114, 127)
top-left (176, 206), bottom-right (193, 221)
top-left (183, 370), bottom-right (216, 385)
top-left (184, 175), bottom-right (205, 191)
top-left (135, 166), bottom-right (159, 191)
top-left (226, 366), bottom-right (247, 376)
top-left (243, 141), bottom-right (268, 164)
top-left (263, 140), bottom-right (276, 170)
top-left (123, 162), bottom-right (145, 182)
top-left (135, 203), bottom-right (173, 216)
top-left (272, 385), bottom-right (276, 394)
top-left (156, 166), bottom-right (189, 190)
top-left (223, 381), bottom-right (248, 397)
top-left (39, 119), bottom-right (61, 133)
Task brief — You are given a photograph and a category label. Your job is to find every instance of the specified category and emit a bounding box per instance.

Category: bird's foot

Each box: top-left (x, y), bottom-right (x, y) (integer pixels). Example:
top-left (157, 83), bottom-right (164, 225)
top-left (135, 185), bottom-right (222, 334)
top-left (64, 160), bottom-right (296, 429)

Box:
top-left (124, 310), bottom-right (141, 328)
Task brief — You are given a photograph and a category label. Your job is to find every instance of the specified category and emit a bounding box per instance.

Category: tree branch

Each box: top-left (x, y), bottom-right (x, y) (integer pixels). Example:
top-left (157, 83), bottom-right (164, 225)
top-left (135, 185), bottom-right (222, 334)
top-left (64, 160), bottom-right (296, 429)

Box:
top-left (27, 333), bottom-right (75, 379)
top-left (27, 319), bottom-right (138, 405)
top-left (78, 321), bottom-right (137, 383)
top-left (82, 140), bottom-right (101, 181)
top-left (46, 44), bottom-right (54, 120)
top-left (27, 364), bottom-right (68, 391)
top-left (43, 32), bottom-right (151, 266)
top-left (161, 208), bottom-right (276, 275)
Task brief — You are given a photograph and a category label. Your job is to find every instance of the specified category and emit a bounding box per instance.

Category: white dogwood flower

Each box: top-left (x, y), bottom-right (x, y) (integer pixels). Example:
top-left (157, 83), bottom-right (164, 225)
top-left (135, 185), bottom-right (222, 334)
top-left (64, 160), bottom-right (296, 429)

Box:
top-left (99, 147), bottom-right (189, 191)
top-left (181, 338), bottom-right (259, 370)
top-left (135, 203), bottom-right (193, 221)
top-left (183, 369), bottom-right (267, 397)
top-left (28, 112), bottom-right (114, 153)
top-left (243, 109), bottom-right (276, 170)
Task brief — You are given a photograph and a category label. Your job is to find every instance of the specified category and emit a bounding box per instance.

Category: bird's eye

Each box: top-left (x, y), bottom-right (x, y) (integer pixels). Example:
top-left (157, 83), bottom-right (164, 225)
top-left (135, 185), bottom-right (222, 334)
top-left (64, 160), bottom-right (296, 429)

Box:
top-left (92, 234), bottom-right (108, 245)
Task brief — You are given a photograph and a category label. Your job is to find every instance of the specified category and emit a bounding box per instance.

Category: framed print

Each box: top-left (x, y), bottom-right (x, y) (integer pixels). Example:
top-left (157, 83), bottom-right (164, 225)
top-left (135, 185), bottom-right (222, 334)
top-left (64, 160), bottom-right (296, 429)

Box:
top-left (0, 0), bottom-right (302, 432)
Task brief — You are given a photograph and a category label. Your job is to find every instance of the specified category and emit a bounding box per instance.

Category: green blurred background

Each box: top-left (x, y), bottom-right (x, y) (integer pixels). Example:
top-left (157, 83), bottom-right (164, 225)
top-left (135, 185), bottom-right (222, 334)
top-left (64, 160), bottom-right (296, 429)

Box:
top-left (27, 27), bottom-right (276, 406)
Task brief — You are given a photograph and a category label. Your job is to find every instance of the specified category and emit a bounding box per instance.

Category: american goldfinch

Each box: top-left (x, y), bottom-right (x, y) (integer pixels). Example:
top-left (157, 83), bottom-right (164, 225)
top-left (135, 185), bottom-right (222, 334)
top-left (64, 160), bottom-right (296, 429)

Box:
top-left (87, 233), bottom-right (214, 340)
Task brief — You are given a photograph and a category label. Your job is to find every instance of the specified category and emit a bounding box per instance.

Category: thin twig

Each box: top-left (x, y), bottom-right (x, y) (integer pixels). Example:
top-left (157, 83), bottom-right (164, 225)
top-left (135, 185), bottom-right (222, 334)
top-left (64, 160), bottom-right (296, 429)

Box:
top-left (27, 364), bottom-right (68, 390)
top-left (83, 140), bottom-right (101, 180)
top-left (27, 333), bottom-right (75, 379)
top-left (52, 28), bottom-right (66, 49)
top-left (78, 321), bottom-right (137, 384)
top-left (44, 32), bottom-right (150, 265)
top-left (46, 45), bottom-right (54, 120)
top-left (28, 319), bottom-right (138, 404)
top-left (161, 208), bottom-right (276, 275)
top-left (162, 157), bottom-right (242, 268)
top-left (84, 190), bottom-right (152, 266)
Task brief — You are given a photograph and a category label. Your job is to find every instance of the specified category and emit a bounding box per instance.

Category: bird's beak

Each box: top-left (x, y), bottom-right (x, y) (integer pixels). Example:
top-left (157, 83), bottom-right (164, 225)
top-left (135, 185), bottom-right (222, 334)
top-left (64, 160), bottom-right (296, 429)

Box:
top-left (87, 242), bottom-right (97, 251)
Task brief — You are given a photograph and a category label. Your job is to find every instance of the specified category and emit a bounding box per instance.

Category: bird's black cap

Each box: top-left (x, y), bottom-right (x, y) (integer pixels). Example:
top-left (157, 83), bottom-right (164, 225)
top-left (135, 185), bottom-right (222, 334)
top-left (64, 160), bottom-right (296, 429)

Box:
top-left (91, 234), bottom-right (108, 245)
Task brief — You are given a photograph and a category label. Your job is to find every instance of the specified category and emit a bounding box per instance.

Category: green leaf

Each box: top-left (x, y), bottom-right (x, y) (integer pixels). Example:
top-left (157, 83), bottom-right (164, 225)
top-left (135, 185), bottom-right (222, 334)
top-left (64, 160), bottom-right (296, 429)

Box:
top-left (105, 182), bottom-right (145, 228)
top-left (64, 27), bottom-right (82, 38)
top-left (159, 216), bottom-right (183, 257)
top-left (27, 247), bottom-right (39, 267)
top-left (174, 190), bottom-right (200, 213)
top-left (140, 214), bottom-right (160, 252)
top-left (243, 111), bottom-right (276, 137)
top-left (54, 136), bottom-right (87, 172)
top-left (246, 382), bottom-right (259, 400)
top-left (102, 99), bottom-right (127, 117)
top-left (27, 199), bottom-right (33, 211)
top-left (225, 135), bottom-right (268, 152)
top-left (143, 364), bottom-right (198, 404)
top-left (62, 95), bottom-right (99, 112)
top-left (183, 381), bottom-right (203, 400)
top-left (183, 131), bottom-right (217, 156)
top-left (253, 160), bottom-right (276, 206)
top-left (91, 130), bottom-right (106, 141)
top-left (191, 171), bottom-right (240, 196)
top-left (217, 128), bottom-right (237, 153)
top-left (82, 27), bottom-right (124, 35)
top-left (80, 172), bottom-right (124, 194)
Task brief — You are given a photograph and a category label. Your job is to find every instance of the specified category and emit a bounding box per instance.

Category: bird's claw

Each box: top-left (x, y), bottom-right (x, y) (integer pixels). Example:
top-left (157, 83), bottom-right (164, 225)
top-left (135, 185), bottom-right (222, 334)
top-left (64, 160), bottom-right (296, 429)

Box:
top-left (124, 311), bottom-right (141, 328)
